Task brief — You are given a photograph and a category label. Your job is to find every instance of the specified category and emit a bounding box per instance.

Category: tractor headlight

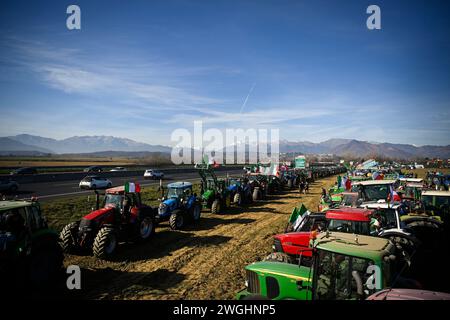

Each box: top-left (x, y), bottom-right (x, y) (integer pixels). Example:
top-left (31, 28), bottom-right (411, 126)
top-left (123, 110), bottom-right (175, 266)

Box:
top-left (158, 203), bottom-right (167, 215)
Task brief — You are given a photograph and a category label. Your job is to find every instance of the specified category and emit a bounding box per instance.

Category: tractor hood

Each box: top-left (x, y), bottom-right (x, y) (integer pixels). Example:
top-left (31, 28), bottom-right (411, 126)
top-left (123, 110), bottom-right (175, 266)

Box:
top-left (246, 261), bottom-right (311, 282)
top-left (275, 232), bottom-right (311, 245)
top-left (274, 232), bottom-right (312, 255)
top-left (83, 206), bottom-right (115, 221)
top-left (162, 198), bottom-right (178, 210)
top-left (227, 184), bottom-right (238, 192)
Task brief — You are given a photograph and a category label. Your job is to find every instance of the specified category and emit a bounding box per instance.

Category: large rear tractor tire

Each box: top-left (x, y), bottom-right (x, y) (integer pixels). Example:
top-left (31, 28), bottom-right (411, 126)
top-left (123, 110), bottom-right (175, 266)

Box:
top-left (60, 222), bottom-right (79, 253)
top-left (169, 212), bottom-right (185, 230)
top-left (93, 227), bottom-right (118, 259)
top-left (211, 199), bottom-right (221, 214)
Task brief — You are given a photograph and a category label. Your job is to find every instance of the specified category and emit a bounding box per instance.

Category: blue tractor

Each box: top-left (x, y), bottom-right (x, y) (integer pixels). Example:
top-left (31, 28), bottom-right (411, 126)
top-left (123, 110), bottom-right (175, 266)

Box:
top-left (157, 182), bottom-right (202, 230)
top-left (227, 176), bottom-right (253, 205)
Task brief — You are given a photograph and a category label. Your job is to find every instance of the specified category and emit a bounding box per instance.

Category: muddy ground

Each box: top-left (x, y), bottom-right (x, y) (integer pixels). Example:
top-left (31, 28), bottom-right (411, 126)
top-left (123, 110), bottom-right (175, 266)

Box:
top-left (62, 175), bottom-right (337, 300)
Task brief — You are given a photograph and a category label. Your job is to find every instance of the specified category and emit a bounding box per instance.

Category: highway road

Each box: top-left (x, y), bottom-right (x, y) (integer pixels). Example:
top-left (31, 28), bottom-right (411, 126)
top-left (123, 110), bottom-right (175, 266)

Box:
top-left (10, 168), bottom-right (245, 201)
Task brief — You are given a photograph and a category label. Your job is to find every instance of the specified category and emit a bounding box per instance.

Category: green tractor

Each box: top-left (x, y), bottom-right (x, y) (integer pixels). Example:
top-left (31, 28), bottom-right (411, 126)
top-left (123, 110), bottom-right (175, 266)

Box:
top-left (196, 163), bottom-right (231, 214)
top-left (0, 199), bottom-right (64, 291)
top-left (236, 231), bottom-right (415, 300)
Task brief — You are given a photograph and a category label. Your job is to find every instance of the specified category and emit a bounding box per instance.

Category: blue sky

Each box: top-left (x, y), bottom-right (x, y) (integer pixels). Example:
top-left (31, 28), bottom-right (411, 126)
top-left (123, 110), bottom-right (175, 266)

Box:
top-left (0, 0), bottom-right (449, 146)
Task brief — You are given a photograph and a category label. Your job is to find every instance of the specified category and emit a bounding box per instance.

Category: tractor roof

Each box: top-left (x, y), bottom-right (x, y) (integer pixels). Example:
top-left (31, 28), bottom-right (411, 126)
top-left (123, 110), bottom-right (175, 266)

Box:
top-left (399, 178), bottom-right (423, 183)
top-left (405, 183), bottom-right (423, 188)
top-left (325, 208), bottom-right (372, 222)
top-left (314, 231), bottom-right (393, 262)
top-left (106, 186), bottom-right (126, 194)
top-left (421, 190), bottom-right (450, 197)
top-left (360, 202), bottom-right (401, 210)
top-left (0, 200), bottom-right (34, 211)
top-left (167, 181), bottom-right (193, 189)
top-left (352, 179), bottom-right (397, 186)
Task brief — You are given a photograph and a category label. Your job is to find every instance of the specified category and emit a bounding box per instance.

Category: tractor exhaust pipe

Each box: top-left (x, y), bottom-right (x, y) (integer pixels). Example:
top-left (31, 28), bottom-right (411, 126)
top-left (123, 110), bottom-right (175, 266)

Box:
top-left (95, 190), bottom-right (100, 210)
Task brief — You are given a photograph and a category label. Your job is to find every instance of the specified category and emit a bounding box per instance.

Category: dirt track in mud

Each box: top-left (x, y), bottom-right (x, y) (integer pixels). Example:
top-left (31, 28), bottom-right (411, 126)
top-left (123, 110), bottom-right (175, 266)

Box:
top-left (64, 175), bottom-right (338, 300)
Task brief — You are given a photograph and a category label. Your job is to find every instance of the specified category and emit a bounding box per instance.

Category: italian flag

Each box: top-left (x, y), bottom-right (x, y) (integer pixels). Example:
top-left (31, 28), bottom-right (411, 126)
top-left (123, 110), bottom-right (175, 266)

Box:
top-left (125, 182), bottom-right (141, 193)
top-left (203, 154), bottom-right (220, 168)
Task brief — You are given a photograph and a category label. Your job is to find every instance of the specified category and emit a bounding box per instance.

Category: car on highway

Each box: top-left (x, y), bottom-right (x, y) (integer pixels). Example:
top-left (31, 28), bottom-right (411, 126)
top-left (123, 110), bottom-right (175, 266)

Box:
top-left (79, 175), bottom-right (112, 190)
top-left (0, 179), bottom-right (19, 193)
top-left (9, 167), bottom-right (38, 175)
top-left (144, 169), bottom-right (164, 180)
top-left (110, 167), bottom-right (127, 172)
top-left (84, 166), bottom-right (103, 173)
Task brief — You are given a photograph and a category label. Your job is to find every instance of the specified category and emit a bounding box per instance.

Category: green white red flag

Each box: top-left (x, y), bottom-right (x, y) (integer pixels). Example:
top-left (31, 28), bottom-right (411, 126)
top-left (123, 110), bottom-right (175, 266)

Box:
top-left (125, 182), bottom-right (141, 193)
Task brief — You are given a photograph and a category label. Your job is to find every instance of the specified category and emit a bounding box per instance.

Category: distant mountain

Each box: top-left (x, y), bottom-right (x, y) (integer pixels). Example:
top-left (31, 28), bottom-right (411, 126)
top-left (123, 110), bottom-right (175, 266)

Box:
top-left (7, 134), bottom-right (171, 154)
top-left (279, 139), bottom-right (450, 159)
top-left (0, 137), bottom-right (53, 155)
top-left (2, 134), bottom-right (449, 159)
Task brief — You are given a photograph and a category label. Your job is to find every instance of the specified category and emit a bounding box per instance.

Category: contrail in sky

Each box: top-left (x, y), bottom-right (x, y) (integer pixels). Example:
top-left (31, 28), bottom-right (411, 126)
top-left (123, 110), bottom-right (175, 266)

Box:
top-left (239, 82), bottom-right (256, 113)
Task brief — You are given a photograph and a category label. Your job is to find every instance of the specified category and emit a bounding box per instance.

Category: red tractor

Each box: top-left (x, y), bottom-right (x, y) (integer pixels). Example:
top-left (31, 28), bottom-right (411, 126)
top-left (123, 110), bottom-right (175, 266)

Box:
top-left (60, 183), bottom-right (157, 259)
top-left (268, 208), bottom-right (373, 265)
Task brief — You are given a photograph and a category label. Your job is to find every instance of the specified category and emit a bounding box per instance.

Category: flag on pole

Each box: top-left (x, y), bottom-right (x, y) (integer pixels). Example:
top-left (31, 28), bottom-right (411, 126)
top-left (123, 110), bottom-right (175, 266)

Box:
top-left (203, 154), bottom-right (220, 168)
top-left (125, 182), bottom-right (141, 193)
top-left (341, 176), bottom-right (347, 189)
top-left (289, 204), bottom-right (309, 231)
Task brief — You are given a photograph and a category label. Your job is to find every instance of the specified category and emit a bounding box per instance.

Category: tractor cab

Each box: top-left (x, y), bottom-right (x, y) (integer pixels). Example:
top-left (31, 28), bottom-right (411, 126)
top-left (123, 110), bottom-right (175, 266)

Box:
top-left (162, 182), bottom-right (194, 210)
top-left (157, 182), bottom-right (201, 230)
top-left (352, 180), bottom-right (399, 202)
top-left (421, 190), bottom-right (450, 217)
top-left (1, 199), bottom-right (63, 289)
top-left (402, 183), bottom-right (424, 201)
top-left (101, 185), bottom-right (143, 222)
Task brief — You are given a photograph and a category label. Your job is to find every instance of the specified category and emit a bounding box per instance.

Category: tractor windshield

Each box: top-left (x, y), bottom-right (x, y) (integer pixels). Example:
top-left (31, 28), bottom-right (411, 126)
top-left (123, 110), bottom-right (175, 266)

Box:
top-left (167, 187), bottom-right (185, 198)
top-left (373, 209), bottom-right (398, 229)
top-left (104, 194), bottom-right (123, 208)
top-left (327, 220), bottom-right (370, 235)
top-left (313, 250), bottom-right (378, 300)
top-left (360, 185), bottom-right (390, 201)
top-left (422, 195), bottom-right (450, 215)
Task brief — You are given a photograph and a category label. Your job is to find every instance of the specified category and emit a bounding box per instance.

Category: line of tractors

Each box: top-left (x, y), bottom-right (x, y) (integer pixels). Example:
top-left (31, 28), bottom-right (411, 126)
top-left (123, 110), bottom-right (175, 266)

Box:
top-left (0, 162), bottom-right (345, 292)
top-left (236, 172), bottom-right (450, 300)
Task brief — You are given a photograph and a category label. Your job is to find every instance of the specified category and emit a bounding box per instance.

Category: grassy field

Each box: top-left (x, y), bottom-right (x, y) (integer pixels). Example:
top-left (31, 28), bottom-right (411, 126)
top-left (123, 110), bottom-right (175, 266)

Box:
top-left (41, 183), bottom-right (202, 232)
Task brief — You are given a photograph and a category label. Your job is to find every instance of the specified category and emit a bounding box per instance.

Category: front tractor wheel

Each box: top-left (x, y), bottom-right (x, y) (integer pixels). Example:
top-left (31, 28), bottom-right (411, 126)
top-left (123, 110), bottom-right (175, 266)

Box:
top-left (252, 188), bottom-right (261, 201)
top-left (60, 222), bottom-right (79, 252)
top-left (234, 193), bottom-right (241, 205)
top-left (169, 212), bottom-right (185, 230)
top-left (191, 204), bottom-right (202, 222)
top-left (93, 227), bottom-right (118, 259)
top-left (138, 217), bottom-right (155, 240)
top-left (211, 199), bottom-right (221, 214)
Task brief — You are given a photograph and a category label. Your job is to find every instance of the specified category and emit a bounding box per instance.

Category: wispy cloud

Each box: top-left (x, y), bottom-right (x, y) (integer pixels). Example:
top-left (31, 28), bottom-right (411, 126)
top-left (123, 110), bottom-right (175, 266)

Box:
top-left (2, 37), bottom-right (225, 111)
